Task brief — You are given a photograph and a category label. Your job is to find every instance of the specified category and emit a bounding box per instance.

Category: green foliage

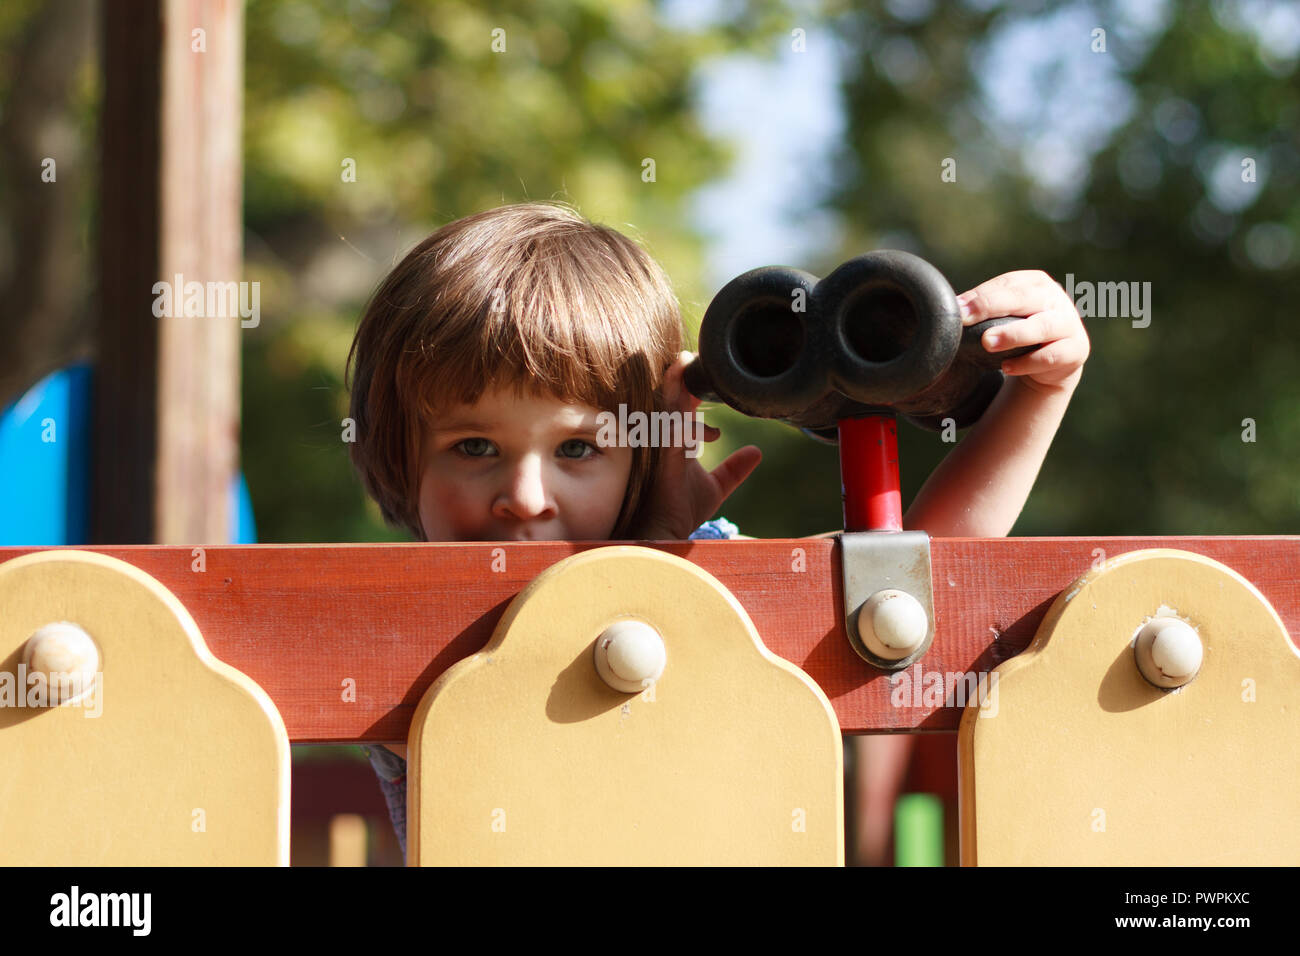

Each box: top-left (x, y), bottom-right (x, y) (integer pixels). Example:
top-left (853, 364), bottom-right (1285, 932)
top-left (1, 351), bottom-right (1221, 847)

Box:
top-left (240, 0), bottom-right (794, 541)
top-left (239, 0), bottom-right (1300, 541)
top-left (0, 0), bottom-right (1292, 541)
top-left (814, 0), bottom-right (1300, 535)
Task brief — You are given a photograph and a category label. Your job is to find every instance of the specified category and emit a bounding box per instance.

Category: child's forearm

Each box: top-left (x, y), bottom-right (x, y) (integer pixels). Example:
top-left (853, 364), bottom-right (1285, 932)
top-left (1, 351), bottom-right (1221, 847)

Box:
top-left (903, 376), bottom-right (1076, 538)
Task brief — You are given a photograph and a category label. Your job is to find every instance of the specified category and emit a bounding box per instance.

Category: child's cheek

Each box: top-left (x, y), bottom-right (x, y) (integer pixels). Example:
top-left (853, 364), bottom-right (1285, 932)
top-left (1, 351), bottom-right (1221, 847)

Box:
top-left (591, 451), bottom-right (635, 536)
top-left (419, 472), bottom-right (485, 541)
top-left (436, 482), bottom-right (487, 538)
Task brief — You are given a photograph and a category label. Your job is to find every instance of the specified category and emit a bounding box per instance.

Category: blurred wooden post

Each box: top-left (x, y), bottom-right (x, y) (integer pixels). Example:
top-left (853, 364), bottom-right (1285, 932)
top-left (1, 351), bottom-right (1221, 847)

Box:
top-left (95, 0), bottom-right (243, 544)
top-left (328, 815), bottom-right (369, 867)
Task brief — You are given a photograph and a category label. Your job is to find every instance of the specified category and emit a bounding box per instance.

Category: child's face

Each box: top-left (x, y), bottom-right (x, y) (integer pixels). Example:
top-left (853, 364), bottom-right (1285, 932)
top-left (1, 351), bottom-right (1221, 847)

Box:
top-left (417, 386), bottom-right (634, 542)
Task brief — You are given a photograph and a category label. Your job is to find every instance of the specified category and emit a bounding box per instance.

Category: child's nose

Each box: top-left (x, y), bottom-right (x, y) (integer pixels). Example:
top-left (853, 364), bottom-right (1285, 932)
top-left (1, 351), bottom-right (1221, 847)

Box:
top-left (492, 456), bottom-right (557, 522)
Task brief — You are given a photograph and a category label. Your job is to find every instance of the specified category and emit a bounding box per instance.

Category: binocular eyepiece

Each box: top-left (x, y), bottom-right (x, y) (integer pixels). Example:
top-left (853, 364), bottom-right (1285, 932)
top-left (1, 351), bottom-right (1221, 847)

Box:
top-left (683, 250), bottom-right (1035, 437)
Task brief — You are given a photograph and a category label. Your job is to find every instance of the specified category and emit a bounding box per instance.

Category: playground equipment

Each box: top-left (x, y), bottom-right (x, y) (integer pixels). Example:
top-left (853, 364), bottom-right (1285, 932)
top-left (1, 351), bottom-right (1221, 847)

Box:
top-left (685, 250), bottom-right (1036, 536)
top-left (3, 253), bottom-right (1299, 866)
top-left (3, 537), bottom-right (1297, 866)
top-left (683, 250), bottom-right (1037, 436)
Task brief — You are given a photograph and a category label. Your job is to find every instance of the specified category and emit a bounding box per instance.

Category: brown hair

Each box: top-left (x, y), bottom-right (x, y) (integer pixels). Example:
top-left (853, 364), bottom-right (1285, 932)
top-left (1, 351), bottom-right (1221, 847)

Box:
top-left (345, 201), bottom-right (684, 540)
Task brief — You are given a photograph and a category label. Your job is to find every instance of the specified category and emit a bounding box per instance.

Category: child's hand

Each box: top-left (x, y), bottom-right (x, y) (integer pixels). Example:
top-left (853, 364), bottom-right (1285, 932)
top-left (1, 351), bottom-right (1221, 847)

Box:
top-left (958, 270), bottom-right (1090, 397)
top-left (628, 352), bottom-right (762, 540)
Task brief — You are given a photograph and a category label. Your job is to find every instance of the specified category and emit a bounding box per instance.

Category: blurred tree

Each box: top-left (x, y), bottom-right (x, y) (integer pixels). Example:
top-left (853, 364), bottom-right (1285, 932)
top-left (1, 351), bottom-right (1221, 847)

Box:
top-left (238, 0), bottom-right (798, 541)
top-left (2, 0), bottom-right (1297, 541)
top-left (0, 0), bottom-right (95, 409)
top-left (722, 0), bottom-right (1300, 537)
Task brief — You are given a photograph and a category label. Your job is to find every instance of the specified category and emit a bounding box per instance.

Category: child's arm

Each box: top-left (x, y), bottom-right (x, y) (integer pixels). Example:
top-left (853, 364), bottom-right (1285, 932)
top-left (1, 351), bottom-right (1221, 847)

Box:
top-left (657, 269), bottom-right (1086, 542)
top-left (903, 270), bottom-right (1089, 537)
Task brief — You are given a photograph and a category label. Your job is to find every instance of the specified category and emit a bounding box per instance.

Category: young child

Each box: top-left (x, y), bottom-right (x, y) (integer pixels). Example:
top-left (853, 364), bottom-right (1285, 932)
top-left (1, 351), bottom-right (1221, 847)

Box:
top-left (345, 201), bottom-right (1089, 862)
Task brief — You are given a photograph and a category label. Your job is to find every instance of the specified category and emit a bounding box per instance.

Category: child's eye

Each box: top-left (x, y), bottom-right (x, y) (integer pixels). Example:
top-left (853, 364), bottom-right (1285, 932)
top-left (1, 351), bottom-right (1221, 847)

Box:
top-left (558, 439), bottom-right (597, 460)
top-left (455, 438), bottom-right (496, 457)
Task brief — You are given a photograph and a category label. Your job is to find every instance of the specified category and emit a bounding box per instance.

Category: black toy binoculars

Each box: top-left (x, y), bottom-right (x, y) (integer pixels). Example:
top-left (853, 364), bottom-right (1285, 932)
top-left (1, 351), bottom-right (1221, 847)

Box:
top-left (683, 250), bottom-right (1036, 439)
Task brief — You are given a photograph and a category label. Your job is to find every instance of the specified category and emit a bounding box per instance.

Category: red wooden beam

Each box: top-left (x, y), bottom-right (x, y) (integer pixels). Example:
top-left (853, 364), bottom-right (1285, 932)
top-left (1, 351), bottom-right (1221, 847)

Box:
top-left (3, 538), bottom-right (1297, 740)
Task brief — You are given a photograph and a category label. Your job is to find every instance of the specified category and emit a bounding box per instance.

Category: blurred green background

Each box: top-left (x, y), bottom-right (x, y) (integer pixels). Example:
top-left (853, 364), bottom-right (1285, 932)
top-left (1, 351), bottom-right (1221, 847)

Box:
top-left (2, 0), bottom-right (1298, 541)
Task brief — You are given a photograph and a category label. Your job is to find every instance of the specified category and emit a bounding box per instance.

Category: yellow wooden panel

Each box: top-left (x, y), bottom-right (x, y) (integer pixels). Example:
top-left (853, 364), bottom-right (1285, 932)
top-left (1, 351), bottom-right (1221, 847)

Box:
top-left (409, 546), bottom-right (843, 865)
top-left (959, 548), bottom-right (1300, 865)
top-left (0, 551), bottom-right (290, 865)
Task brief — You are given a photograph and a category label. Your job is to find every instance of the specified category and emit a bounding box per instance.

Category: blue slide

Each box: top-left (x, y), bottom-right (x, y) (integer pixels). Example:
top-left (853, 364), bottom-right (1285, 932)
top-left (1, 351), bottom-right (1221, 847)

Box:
top-left (0, 364), bottom-right (256, 545)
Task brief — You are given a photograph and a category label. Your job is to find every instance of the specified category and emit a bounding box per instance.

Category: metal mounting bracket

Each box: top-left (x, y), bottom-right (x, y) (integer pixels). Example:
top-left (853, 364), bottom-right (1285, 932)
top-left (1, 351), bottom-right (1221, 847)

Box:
top-left (840, 530), bottom-right (935, 671)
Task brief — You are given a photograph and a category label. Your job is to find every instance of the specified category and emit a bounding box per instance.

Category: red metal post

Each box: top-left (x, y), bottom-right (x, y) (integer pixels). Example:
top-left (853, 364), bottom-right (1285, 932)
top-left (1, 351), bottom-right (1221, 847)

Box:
top-left (838, 413), bottom-right (902, 532)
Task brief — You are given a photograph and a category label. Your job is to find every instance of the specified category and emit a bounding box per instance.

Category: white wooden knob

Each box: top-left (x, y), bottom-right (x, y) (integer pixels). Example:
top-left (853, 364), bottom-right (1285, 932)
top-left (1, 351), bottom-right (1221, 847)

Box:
top-left (1151, 621), bottom-right (1203, 678)
top-left (22, 621), bottom-right (100, 705)
top-left (594, 620), bottom-right (665, 693)
top-left (1135, 616), bottom-right (1202, 688)
top-left (858, 589), bottom-right (928, 660)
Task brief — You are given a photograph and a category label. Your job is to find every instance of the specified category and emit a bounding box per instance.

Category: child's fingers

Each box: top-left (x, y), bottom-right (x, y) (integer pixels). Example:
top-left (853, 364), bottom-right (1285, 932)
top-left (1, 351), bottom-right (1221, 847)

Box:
top-left (664, 351), bottom-right (703, 412)
top-left (999, 337), bottom-right (1087, 378)
top-left (660, 354), bottom-right (685, 406)
top-left (708, 445), bottom-right (762, 502)
top-left (958, 271), bottom-right (1071, 326)
top-left (684, 410), bottom-right (720, 443)
top-left (680, 420), bottom-right (717, 460)
top-left (661, 417), bottom-right (718, 465)
top-left (981, 309), bottom-right (1075, 352)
